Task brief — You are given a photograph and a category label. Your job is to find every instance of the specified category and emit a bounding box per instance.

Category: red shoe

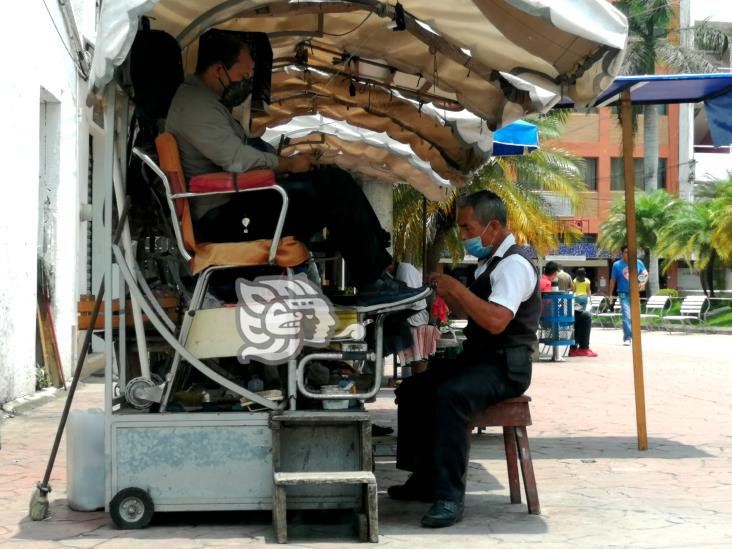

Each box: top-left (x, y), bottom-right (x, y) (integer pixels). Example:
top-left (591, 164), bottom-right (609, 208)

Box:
top-left (568, 348), bottom-right (598, 358)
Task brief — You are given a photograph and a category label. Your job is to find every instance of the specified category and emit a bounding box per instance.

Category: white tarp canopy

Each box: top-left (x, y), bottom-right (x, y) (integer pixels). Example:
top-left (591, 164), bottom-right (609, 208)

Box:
top-left (89, 0), bottom-right (628, 192)
top-left (263, 114), bottom-right (454, 200)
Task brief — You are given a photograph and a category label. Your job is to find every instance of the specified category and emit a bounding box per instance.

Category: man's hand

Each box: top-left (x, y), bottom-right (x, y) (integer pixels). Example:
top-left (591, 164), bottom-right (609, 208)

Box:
top-left (427, 273), bottom-right (461, 298)
top-left (276, 154), bottom-right (318, 174)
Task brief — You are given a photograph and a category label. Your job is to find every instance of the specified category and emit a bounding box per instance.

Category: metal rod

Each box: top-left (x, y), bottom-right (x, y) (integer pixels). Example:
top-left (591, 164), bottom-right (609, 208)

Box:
top-left (620, 90), bottom-right (648, 451)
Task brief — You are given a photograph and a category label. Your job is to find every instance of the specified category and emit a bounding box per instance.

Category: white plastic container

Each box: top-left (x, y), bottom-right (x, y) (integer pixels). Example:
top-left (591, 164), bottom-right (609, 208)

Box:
top-left (320, 385), bottom-right (350, 410)
top-left (66, 409), bottom-right (105, 511)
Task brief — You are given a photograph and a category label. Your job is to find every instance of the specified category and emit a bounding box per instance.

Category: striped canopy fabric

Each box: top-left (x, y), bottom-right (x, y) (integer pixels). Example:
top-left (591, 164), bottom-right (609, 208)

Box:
top-left (89, 0), bottom-right (628, 195)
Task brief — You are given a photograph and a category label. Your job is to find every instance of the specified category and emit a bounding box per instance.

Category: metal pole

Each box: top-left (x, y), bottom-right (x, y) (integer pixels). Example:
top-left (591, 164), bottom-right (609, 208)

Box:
top-left (620, 90), bottom-right (648, 451)
top-left (421, 195), bottom-right (427, 277)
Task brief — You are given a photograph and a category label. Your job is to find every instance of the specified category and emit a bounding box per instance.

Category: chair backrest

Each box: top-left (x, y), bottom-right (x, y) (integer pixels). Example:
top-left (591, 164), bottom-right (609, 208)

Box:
top-left (680, 295), bottom-right (709, 318)
top-left (644, 294), bottom-right (671, 312)
top-left (154, 133), bottom-right (197, 255)
top-left (589, 295), bottom-right (606, 314)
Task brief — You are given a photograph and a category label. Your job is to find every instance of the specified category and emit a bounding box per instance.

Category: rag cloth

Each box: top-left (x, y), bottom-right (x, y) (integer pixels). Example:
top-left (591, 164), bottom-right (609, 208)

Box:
top-left (398, 324), bottom-right (441, 364)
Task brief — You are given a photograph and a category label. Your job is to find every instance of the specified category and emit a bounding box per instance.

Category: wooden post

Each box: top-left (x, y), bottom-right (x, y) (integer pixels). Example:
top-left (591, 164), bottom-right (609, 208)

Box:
top-left (620, 90), bottom-right (648, 451)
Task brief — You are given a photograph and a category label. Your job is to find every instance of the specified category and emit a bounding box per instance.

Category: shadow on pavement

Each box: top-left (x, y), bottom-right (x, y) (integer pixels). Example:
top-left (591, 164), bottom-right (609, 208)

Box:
top-left (469, 434), bottom-right (711, 460)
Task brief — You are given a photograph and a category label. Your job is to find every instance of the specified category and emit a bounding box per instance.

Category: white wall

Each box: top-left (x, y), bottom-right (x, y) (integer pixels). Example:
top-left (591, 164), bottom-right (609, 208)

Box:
top-left (0, 1), bottom-right (92, 403)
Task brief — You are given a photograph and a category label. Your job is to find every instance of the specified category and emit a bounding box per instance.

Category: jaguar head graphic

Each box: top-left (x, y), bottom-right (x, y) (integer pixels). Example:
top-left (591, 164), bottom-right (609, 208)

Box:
top-left (235, 274), bottom-right (337, 364)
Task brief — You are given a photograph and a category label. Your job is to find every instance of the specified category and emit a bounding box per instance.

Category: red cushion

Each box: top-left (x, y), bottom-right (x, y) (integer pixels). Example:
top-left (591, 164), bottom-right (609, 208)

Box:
top-left (188, 169), bottom-right (276, 193)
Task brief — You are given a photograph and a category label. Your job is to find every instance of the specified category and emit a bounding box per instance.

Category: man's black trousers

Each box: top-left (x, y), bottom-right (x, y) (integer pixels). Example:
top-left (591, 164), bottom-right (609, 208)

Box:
top-left (573, 310), bottom-right (592, 349)
top-left (395, 350), bottom-right (530, 503)
top-left (194, 166), bottom-right (392, 286)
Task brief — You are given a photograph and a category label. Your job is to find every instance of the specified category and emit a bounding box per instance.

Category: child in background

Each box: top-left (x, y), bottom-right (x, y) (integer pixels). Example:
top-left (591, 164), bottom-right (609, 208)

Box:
top-left (573, 268), bottom-right (592, 310)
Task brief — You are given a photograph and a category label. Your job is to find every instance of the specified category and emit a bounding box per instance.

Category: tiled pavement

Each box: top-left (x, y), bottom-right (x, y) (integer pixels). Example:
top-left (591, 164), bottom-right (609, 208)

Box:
top-left (1, 328), bottom-right (731, 548)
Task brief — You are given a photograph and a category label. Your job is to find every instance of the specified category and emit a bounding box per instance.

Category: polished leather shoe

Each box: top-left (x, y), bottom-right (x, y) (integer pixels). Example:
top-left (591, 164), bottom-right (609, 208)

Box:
top-left (387, 478), bottom-right (433, 503)
top-left (420, 500), bottom-right (464, 528)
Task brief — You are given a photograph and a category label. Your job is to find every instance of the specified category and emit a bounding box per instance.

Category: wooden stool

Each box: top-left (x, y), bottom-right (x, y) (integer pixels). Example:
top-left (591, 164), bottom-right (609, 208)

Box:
top-left (470, 395), bottom-right (540, 514)
top-left (270, 412), bottom-right (378, 543)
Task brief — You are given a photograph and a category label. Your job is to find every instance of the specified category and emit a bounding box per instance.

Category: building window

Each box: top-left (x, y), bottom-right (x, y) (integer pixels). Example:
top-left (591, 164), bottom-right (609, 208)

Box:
top-left (610, 157), bottom-right (642, 190)
top-left (610, 157), bottom-right (667, 190)
top-left (581, 157), bottom-right (598, 190)
top-left (657, 157), bottom-right (667, 188)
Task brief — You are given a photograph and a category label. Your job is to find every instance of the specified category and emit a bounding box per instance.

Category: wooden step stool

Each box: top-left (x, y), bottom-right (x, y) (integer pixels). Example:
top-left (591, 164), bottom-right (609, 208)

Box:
top-left (470, 395), bottom-right (540, 515)
top-left (270, 411), bottom-right (378, 543)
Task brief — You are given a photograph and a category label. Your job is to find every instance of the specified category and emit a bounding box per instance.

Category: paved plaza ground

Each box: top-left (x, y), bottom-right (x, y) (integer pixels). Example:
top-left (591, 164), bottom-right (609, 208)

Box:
top-left (2, 328), bottom-right (732, 548)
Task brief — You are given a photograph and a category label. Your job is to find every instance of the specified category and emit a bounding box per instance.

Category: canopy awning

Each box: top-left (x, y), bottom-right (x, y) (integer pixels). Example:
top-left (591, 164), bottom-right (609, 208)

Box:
top-left (89, 0), bottom-right (628, 192)
top-left (492, 119), bottom-right (539, 156)
top-left (559, 73), bottom-right (732, 147)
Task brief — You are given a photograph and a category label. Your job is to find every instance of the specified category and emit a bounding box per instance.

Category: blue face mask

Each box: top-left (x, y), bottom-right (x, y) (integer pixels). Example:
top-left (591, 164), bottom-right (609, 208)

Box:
top-left (463, 225), bottom-right (493, 259)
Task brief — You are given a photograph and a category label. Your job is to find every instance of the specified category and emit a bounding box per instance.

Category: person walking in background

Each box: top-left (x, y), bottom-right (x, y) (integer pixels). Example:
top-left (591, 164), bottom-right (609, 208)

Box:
top-left (573, 268), bottom-right (592, 311)
top-left (608, 245), bottom-right (648, 346)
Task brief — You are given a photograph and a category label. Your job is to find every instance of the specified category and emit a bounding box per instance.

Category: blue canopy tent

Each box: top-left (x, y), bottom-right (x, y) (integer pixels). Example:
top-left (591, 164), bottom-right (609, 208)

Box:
top-left (492, 119), bottom-right (540, 156)
top-left (559, 73), bottom-right (732, 449)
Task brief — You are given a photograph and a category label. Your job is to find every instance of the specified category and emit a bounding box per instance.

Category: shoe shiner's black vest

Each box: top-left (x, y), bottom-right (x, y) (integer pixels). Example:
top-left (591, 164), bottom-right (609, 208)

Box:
top-left (462, 243), bottom-right (540, 383)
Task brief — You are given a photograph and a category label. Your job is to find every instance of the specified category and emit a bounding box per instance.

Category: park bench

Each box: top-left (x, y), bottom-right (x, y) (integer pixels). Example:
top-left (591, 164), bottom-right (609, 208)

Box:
top-left (596, 298), bottom-right (621, 328)
top-left (639, 295), bottom-right (672, 329)
top-left (663, 296), bottom-right (710, 333)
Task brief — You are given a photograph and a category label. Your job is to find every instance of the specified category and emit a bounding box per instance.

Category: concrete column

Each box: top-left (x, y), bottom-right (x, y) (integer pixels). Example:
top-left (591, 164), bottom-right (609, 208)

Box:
top-left (358, 179), bottom-right (394, 255)
top-left (678, 0), bottom-right (695, 202)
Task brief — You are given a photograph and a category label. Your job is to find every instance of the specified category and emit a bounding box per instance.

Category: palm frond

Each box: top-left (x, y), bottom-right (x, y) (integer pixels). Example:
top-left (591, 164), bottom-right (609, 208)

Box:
top-left (692, 19), bottom-right (730, 56)
top-left (656, 42), bottom-right (718, 74)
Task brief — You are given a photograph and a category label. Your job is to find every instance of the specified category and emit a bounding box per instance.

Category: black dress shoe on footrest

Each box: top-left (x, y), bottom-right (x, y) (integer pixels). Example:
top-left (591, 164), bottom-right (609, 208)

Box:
top-left (421, 500), bottom-right (464, 528)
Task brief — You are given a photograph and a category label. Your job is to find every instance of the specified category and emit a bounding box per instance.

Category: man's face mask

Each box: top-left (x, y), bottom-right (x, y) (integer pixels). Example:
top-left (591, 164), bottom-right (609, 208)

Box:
top-left (463, 223), bottom-right (494, 259)
top-left (219, 67), bottom-right (253, 109)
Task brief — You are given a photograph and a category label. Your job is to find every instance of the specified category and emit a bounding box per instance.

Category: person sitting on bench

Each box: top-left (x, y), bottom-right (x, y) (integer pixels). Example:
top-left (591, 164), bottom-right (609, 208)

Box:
top-left (389, 190), bottom-right (540, 528)
top-left (165, 32), bottom-right (420, 306)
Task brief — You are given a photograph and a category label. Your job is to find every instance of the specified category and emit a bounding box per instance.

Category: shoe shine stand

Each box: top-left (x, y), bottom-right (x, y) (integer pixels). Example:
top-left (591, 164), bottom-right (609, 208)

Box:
top-left (93, 87), bottom-right (429, 542)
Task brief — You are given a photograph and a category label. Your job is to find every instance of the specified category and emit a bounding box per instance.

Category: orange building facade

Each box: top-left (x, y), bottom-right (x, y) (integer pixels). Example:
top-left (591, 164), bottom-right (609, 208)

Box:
top-left (545, 105), bottom-right (681, 289)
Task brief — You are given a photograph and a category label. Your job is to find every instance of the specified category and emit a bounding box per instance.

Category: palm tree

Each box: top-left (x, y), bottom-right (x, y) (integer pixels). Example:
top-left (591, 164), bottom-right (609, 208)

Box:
top-left (597, 189), bottom-right (677, 293)
top-left (699, 174), bottom-right (732, 263)
top-left (655, 199), bottom-right (719, 296)
top-left (392, 110), bottom-right (586, 271)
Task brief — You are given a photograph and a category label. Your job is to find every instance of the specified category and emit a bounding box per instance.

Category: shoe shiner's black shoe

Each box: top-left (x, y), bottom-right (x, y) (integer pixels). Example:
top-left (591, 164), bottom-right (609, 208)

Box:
top-left (420, 500), bottom-right (464, 528)
top-left (387, 474), bottom-right (434, 503)
top-left (372, 424), bottom-right (394, 436)
top-left (355, 274), bottom-right (429, 308)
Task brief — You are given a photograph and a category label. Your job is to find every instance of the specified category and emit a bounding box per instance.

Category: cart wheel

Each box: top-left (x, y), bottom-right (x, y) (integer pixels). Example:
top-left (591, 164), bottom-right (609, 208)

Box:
top-left (110, 487), bottom-right (154, 529)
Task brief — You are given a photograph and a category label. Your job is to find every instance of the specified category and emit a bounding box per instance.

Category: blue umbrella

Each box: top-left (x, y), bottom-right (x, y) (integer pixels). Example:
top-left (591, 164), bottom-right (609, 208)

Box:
top-left (493, 119), bottom-right (539, 156)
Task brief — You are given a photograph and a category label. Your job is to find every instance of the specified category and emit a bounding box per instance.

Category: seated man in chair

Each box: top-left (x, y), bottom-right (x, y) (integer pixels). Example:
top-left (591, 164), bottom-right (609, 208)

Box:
top-left (390, 190), bottom-right (540, 528)
top-left (165, 32), bottom-right (418, 306)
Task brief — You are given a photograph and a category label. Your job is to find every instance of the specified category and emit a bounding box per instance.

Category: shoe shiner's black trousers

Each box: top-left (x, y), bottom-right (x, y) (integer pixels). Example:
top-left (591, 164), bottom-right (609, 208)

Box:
top-left (195, 166), bottom-right (392, 286)
top-left (395, 352), bottom-right (529, 502)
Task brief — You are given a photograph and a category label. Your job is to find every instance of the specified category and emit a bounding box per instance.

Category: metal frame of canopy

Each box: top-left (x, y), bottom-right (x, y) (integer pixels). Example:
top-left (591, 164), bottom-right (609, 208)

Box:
top-left (561, 73), bottom-right (732, 450)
